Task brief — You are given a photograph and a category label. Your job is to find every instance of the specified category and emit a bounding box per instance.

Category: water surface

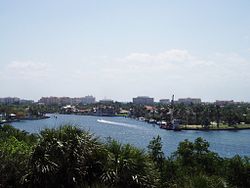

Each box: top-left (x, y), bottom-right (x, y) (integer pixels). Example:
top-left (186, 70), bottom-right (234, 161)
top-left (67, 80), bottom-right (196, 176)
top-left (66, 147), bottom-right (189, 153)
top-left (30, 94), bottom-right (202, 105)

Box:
top-left (11, 114), bottom-right (250, 157)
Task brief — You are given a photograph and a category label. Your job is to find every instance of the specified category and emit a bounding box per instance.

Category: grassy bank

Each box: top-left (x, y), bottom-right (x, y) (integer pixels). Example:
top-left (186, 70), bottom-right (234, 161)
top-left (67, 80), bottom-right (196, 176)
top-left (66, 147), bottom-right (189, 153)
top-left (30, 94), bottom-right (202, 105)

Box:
top-left (181, 124), bottom-right (250, 130)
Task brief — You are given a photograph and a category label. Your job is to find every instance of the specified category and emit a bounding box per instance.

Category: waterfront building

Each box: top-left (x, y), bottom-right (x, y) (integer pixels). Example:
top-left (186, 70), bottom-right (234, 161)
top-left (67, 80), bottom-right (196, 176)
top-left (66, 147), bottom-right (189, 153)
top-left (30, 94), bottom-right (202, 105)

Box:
top-left (94, 106), bottom-right (115, 116)
top-left (61, 105), bottom-right (77, 113)
top-left (145, 105), bottom-right (157, 112)
top-left (133, 96), bottom-right (154, 105)
top-left (178, 98), bottom-right (201, 105)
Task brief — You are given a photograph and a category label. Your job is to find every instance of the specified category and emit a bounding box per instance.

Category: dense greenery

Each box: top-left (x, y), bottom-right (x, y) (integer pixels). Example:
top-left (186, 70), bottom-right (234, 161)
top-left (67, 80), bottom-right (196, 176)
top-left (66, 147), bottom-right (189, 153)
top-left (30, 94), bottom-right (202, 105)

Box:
top-left (0, 124), bottom-right (249, 188)
top-left (129, 103), bottom-right (250, 127)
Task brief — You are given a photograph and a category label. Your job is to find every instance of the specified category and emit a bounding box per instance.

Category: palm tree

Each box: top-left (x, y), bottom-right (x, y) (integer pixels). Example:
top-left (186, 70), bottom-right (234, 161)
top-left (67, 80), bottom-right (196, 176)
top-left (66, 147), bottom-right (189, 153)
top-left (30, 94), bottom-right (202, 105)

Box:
top-left (23, 125), bottom-right (107, 188)
top-left (102, 139), bottom-right (158, 188)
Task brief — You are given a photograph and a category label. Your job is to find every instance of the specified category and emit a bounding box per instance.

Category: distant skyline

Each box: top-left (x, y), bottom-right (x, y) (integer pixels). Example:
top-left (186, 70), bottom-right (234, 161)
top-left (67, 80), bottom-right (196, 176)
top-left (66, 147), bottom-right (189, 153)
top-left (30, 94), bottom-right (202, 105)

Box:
top-left (1, 1), bottom-right (250, 102)
top-left (0, 95), bottom-right (246, 104)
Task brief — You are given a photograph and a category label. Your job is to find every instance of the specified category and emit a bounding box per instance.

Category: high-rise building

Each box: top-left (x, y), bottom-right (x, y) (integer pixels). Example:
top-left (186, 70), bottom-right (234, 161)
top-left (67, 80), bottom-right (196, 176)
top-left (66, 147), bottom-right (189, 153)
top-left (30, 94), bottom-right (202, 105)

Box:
top-left (39, 97), bottom-right (59, 105)
top-left (81, 95), bottom-right (96, 104)
top-left (39, 96), bottom-right (96, 105)
top-left (0, 97), bottom-right (20, 104)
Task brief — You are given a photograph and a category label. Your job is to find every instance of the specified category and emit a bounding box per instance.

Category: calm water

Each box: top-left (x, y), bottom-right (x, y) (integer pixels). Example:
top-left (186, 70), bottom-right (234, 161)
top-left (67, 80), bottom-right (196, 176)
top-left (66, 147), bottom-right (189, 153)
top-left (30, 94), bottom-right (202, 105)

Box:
top-left (11, 114), bottom-right (250, 157)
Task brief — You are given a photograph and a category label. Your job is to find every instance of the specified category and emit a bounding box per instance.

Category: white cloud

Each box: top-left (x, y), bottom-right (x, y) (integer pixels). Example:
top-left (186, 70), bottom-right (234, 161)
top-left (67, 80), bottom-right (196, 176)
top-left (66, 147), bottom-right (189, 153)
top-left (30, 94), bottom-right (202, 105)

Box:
top-left (1, 50), bottom-right (249, 101)
top-left (116, 50), bottom-right (249, 71)
top-left (97, 50), bottom-right (250, 100)
top-left (157, 49), bottom-right (193, 62)
top-left (7, 61), bottom-right (48, 70)
top-left (3, 61), bottom-right (51, 80)
top-left (122, 49), bottom-right (194, 64)
top-left (125, 53), bottom-right (153, 63)
top-left (214, 53), bottom-right (249, 65)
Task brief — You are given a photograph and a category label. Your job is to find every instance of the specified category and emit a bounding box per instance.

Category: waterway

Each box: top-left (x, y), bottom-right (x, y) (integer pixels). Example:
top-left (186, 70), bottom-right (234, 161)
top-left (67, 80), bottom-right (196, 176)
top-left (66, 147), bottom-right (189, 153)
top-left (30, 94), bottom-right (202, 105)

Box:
top-left (11, 114), bottom-right (250, 157)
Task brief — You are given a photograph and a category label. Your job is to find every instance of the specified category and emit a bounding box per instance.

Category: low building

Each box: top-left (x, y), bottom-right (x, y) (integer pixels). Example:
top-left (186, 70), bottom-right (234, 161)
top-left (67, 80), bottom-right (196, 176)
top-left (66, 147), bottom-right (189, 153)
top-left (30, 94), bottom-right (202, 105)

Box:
top-left (133, 96), bottom-right (154, 105)
top-left (99, 99), bottom-right (114, 104)
top-left (178, 98), bottom-right (201, 105)
top-left (145, 105), bottom-right (157, 113)
top-left (20, 99), bottom-right (34, 104)
top-left (94, 106), bottom-right (115, 116)
top-left (61, 105), bottom-right (77, 113)
top-left (215, 100), bottom-right (234, 106)
top-left (159, 99), bottom-right (170, 105)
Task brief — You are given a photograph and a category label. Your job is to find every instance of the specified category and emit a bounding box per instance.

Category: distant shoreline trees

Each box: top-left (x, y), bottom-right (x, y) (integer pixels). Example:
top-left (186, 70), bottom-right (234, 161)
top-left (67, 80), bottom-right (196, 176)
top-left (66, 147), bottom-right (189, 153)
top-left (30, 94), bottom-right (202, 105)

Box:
top-left (1, 102), bottom-right (250, 127)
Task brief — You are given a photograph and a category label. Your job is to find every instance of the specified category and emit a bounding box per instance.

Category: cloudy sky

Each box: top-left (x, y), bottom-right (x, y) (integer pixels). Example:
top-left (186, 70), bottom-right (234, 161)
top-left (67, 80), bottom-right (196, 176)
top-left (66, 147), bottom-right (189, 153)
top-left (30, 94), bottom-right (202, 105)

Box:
top-left (1, 0), bottom-right (250, 102)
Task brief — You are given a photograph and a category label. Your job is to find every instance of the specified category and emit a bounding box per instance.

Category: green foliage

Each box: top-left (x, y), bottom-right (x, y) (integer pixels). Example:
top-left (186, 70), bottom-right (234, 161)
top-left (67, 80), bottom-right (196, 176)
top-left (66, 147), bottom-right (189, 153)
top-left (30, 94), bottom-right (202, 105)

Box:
top-left (0, 130), bottom-right (34, 187)
top-left (147, 135), bottom-right (165, 170)
top-left (174, 137), bottom-right (223, 176)
top-left (183, 175), bottom-right (226, 188)
top-left (129, 102), bottom-right (250, 126)
top-left (224, 155), bottom-right (250, 188)
top-left (0, 124), bottom-right (38, 145)
top-left (23, 125), bottom-right (107, 187)
top-left (102, 138), bottom-right (158, 188)
top-left (0, 125), bottom-right (249, 188)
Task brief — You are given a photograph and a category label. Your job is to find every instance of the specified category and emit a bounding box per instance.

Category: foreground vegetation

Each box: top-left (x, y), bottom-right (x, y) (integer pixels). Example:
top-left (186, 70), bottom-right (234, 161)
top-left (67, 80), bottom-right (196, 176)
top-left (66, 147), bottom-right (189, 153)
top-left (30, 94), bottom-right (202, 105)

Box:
top-left (0, 124), bottom-right (250, 188)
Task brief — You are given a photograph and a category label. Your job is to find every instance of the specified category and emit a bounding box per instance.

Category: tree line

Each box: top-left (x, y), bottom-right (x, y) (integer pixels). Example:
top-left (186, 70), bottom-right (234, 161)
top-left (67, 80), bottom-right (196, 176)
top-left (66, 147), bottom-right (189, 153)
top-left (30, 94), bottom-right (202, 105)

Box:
top-left (0, 124), bottom-right (249, 188)
top-left (129, 103), bottom-right (250, 127)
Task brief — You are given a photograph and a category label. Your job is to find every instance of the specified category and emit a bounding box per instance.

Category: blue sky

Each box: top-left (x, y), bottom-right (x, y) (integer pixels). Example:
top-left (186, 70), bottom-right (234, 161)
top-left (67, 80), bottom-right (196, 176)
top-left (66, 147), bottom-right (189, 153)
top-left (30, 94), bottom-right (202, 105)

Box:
top-left (1, 0), bottom-right (250, 102)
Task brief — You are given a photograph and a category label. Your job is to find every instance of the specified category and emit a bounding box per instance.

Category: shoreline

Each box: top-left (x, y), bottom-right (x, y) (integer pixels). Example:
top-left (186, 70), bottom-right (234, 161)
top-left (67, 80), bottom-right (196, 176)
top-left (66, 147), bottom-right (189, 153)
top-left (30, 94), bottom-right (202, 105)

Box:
top-left (131, 117), bottom-right (250, 131)
top-left (180, 127), bottom-right (250, 131)
top-left (0, 116), bottom-right (50, 125)
top-left (3, 113), bottom-right (250, 131)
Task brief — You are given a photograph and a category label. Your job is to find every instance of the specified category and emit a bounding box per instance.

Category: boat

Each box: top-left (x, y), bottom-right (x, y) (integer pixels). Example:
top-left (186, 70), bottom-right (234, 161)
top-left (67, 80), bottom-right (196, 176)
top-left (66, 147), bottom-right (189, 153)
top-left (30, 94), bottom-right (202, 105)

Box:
top-left (159, 95), bottom-right (182, 131)
top-left (172, 119), bottom-right (182, 131)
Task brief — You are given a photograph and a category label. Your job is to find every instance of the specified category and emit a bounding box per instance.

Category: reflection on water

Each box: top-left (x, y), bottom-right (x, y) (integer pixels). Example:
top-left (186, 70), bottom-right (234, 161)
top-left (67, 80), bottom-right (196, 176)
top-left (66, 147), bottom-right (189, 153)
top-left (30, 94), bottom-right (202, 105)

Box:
top-left (11, 114), bottom-right (250, 157)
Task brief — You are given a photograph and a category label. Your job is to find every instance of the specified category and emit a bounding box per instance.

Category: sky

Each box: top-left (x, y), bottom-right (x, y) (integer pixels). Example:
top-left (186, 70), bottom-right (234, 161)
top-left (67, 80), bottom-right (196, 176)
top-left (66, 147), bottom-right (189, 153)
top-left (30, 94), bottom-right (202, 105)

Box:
top-left (1, 0), bottom-right (250, 102)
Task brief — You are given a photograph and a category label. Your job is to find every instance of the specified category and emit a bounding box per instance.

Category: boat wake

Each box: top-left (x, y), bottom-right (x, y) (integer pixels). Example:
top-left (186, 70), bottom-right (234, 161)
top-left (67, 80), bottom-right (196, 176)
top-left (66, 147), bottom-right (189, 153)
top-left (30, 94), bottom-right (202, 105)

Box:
top-left (97, 119), bottom-right (143, 129)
